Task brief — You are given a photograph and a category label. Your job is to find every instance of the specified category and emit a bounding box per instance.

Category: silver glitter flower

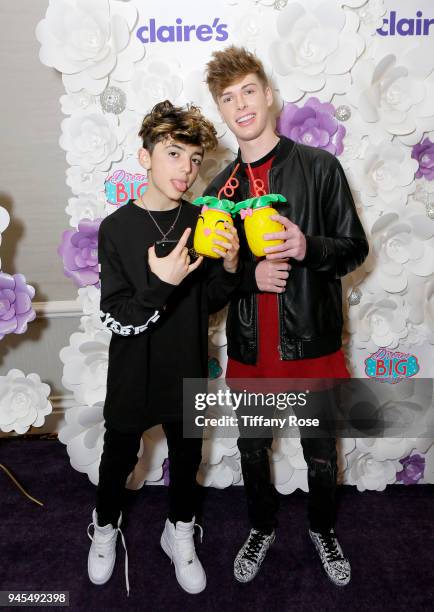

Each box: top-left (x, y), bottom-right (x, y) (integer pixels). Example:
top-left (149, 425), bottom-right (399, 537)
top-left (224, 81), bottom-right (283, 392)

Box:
top-left (335, 105), bottom-right (351, 122)
top-left (274, 0), bottom-right (288, 9)
top-left (100, 86), bottom-right (126, 115)
top-left (348, 287), bottom-right (362, 306)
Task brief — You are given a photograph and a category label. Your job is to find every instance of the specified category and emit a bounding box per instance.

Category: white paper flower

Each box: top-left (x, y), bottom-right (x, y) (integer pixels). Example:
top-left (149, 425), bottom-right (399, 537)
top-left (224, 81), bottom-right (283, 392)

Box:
top-left (60, 327), bottom-right (110, 407)
top-left (0, 206), bottom-right (10, 235)
top-left (353, 0), bottom-right (386, 38)
top-left (349, 141), bottom-right (418, 209)
top-left (65, 193), bottom-right (108, 228)
top-left (0, 369), bottom-right (52, 435)
top-left (66, 166), bottom-right (106, 196)
top-left (269, 1), bottom-right (364, 101)
top-left (356, 437), bottom-right (432, 462)
top-left (60, 113), bottom-right (123, 172)
top-left (0, 206), bottom-right (10, 268)
top-left (347, 291), bottom-right (409, 351)
top-left (117, 110), bottom-right (143, 157)
top-left (182, 70), bottom-right (230, 141)
top-left (348, 45), bottom-right (434, 145)
top-left (74, 286), bottom-right (105, 332)
top-left (126, 426), bottom-right (168, 489)
top-left (342, 0), bottom-right (371, 6)
top-left (231, 7), bottom-right (269, 49)
top-left (201, 436), bottom-right (239, 466)
top-left (346, 451), bottom-right (399, 491)
top-left (58, 403), bottom-right (105, 485)
top-left (128, 56), bottom-right (182, 114)
top-left (364, 207), bottom-right (434, 293)
top-left (59, 405), bottom-right (168, 488)
top-left (424, 280), bottom-right (434, 344)
top-left (60, 92), bottom-right (98, 115)
top-left (338, 437), bottom-right (357, 483)
top-left (271, 437), bottom-right (308, 493)
top-left (198, 455), bottom-right (242, 488)
top-left (77, 286), bottom-right (101, 316)
top-left (36, 0), bottom-right (144, 94)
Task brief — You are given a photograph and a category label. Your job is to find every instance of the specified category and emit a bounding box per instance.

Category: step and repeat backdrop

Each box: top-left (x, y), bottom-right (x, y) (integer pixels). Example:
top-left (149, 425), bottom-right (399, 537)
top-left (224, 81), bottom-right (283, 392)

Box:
top-left (30, 0), bottom-right (434, 491)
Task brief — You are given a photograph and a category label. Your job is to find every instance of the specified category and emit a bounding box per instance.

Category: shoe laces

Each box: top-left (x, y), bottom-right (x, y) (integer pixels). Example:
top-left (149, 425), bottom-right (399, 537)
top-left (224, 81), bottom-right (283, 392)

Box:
top-left (242, 530), bottom-right (269, 564)
top-left (174, 522), bottom-right (203, 564)
top-left (317, 531), bottom-right (343, 563)
top-left (87, 521), bottom-right (130, 597)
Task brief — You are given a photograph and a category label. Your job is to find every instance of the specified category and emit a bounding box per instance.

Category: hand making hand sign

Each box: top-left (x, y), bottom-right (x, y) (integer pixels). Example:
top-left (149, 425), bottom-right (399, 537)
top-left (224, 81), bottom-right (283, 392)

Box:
top-left (148, 227), bottom-right (204, 285)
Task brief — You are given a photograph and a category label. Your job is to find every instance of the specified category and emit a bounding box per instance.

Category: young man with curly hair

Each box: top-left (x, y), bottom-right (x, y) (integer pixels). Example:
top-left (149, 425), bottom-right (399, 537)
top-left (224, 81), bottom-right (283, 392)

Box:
top-left (87, 101), bottom-right (240, 596)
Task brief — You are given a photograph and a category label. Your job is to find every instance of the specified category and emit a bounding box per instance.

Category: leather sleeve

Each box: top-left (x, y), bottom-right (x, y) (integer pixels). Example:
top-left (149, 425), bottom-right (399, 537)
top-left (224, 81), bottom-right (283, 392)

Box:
top-left (302, 156), bottom-right (369, 278)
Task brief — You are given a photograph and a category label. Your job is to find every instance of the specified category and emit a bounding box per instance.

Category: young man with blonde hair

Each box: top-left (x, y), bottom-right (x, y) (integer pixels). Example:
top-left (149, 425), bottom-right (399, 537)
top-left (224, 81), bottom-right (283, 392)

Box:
top-left (205, 46), bottom-right (368, 586)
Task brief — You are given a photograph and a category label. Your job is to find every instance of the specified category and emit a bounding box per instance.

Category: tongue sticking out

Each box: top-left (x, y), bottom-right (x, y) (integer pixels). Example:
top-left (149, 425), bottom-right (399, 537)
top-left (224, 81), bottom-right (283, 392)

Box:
top-left (172, 179), bottom-right (188, 192)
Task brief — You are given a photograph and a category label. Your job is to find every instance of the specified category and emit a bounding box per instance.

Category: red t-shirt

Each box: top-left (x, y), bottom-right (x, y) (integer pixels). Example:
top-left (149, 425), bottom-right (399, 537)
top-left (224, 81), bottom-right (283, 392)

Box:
top-left (226, 150), bottom-right (349, 390)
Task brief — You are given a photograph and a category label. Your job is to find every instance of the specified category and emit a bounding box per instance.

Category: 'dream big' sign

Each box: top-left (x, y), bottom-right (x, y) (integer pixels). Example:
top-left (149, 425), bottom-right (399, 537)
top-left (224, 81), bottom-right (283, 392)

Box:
top-left (105, 169), bottom-right (148, 205)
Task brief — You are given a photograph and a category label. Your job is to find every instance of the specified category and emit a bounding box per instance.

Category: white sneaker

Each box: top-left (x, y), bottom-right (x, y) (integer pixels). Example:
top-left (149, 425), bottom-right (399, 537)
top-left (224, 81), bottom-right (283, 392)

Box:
top-left (87, 509), bottom-right (130, 596)
top-left (160, 517), bottom-right (206, 594)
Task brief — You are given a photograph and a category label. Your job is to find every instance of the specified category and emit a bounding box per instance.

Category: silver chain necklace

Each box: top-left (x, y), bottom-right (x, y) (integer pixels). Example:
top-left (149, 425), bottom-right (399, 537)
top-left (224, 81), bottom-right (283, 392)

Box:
top-left (140, 199), bottom-right (183, 241)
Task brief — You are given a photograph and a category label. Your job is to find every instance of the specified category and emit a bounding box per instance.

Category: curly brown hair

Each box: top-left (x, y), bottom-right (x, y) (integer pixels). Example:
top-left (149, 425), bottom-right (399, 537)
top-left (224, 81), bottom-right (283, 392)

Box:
top-left (205, 46), bottom-right (269, 100)
top-left (138, 100), bottom-right (218, 152)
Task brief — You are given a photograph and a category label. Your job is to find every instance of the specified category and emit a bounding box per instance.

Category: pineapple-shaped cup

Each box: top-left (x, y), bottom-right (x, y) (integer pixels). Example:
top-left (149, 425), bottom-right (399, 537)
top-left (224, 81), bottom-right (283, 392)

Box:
top-left (234, 194), bottom-right (286, 257)
top-left (192, 196), bottom-right (235, 258)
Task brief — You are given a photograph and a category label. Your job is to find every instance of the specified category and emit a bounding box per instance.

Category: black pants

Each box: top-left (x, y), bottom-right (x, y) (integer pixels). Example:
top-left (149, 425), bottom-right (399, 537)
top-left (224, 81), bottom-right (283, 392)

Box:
top-left (236, 388), bottom-right (338, 535)
top-left (96, 422), bottom-right (202, 527)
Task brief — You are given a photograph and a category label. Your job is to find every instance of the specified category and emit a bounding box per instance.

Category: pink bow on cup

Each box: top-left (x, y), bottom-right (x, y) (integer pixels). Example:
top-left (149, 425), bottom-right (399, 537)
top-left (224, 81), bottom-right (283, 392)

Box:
top-left (240, 208), bottom-right (253, 220)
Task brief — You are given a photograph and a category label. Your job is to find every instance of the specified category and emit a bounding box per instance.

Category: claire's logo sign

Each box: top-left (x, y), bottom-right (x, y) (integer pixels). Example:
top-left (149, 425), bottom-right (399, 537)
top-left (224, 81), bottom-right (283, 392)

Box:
top-left (377, 10), bottom-right (434, 36)
top-left (136, 18), bottom-right (228, 44)
top-left (365, 349), bottom-right (420, 384)
top-left (105, 170), bottom-right (148, 206)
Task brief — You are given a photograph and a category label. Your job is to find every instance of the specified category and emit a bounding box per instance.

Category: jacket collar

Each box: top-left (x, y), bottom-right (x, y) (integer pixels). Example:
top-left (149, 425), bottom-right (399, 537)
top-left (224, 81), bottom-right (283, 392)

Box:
top-left (234, 135), bottom-right (296, 171)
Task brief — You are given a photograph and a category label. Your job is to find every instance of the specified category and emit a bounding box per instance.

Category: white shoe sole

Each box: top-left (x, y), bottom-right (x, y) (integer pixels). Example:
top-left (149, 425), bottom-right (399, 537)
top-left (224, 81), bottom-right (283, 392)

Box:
top-left (160, 530), bottom-right (206, 594)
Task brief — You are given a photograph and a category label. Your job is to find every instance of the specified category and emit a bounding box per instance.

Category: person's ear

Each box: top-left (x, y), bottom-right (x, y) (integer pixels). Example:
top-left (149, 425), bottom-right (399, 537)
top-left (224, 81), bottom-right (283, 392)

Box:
top-left (265, 85), bottom-right (274, 109)
top-left (138, 147), bottom-right (151, 171)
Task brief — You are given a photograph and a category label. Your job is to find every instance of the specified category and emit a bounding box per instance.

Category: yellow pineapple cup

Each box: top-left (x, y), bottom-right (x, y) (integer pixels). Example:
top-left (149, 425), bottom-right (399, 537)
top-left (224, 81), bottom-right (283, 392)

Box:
top-left (192, 196), bottom-right (235, 259)
top-left (234, 194), bottom-right (286, 257)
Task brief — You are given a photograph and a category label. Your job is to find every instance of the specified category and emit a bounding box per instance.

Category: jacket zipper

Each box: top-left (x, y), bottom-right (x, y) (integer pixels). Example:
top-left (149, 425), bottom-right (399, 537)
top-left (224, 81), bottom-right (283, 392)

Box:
top-left (239, 168), bottom-right (259, 364)
top-left (268, 168), bottom-right (284, 360)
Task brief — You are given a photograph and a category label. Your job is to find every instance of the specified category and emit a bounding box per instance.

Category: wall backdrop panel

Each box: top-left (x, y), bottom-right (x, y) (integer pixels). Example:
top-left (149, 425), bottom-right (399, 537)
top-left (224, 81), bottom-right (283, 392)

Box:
top-left (5, 0), bottom-right (434, 490)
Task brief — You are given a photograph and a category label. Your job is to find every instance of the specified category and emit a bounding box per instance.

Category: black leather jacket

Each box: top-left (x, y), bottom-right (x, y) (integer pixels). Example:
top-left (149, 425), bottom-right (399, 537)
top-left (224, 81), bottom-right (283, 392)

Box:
top-left (204, 136), bottom-right (369, 364)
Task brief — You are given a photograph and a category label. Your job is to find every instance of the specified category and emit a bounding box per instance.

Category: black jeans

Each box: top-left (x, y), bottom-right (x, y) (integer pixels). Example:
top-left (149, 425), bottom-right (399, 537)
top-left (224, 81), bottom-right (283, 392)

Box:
top-left (96, 422), bottom-right (202, 527)
top-left (236, 388), bottom-right (338, 535)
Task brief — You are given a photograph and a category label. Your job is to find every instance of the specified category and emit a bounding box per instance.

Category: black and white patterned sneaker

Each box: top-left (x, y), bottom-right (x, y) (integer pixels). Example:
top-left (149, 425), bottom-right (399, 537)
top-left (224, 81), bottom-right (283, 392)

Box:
top-left (234, 528), bottom-right (276, 583)
top-left (309, 528), bottom-right (351, 586)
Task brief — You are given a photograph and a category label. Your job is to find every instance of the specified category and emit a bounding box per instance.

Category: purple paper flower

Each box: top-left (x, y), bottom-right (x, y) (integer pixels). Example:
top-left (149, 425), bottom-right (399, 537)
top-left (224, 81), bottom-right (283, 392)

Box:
top-left (0, 272), bottom-right (36, 340)
top-left (411, 138), bottom-right (434, 181)
top-left (58, 218), bottom-right (101, 288)
top-left (162, 458), bottom-right (170, 486)
top-left (396, 453), bottom-right (425, 485)
top-left (277, 97), bottom-right (346, 156)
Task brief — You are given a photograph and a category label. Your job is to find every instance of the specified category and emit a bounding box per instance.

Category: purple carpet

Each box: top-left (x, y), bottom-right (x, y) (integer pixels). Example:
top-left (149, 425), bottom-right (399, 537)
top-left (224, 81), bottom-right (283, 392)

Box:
top-left (0, 438), bottom-right (432, 611)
